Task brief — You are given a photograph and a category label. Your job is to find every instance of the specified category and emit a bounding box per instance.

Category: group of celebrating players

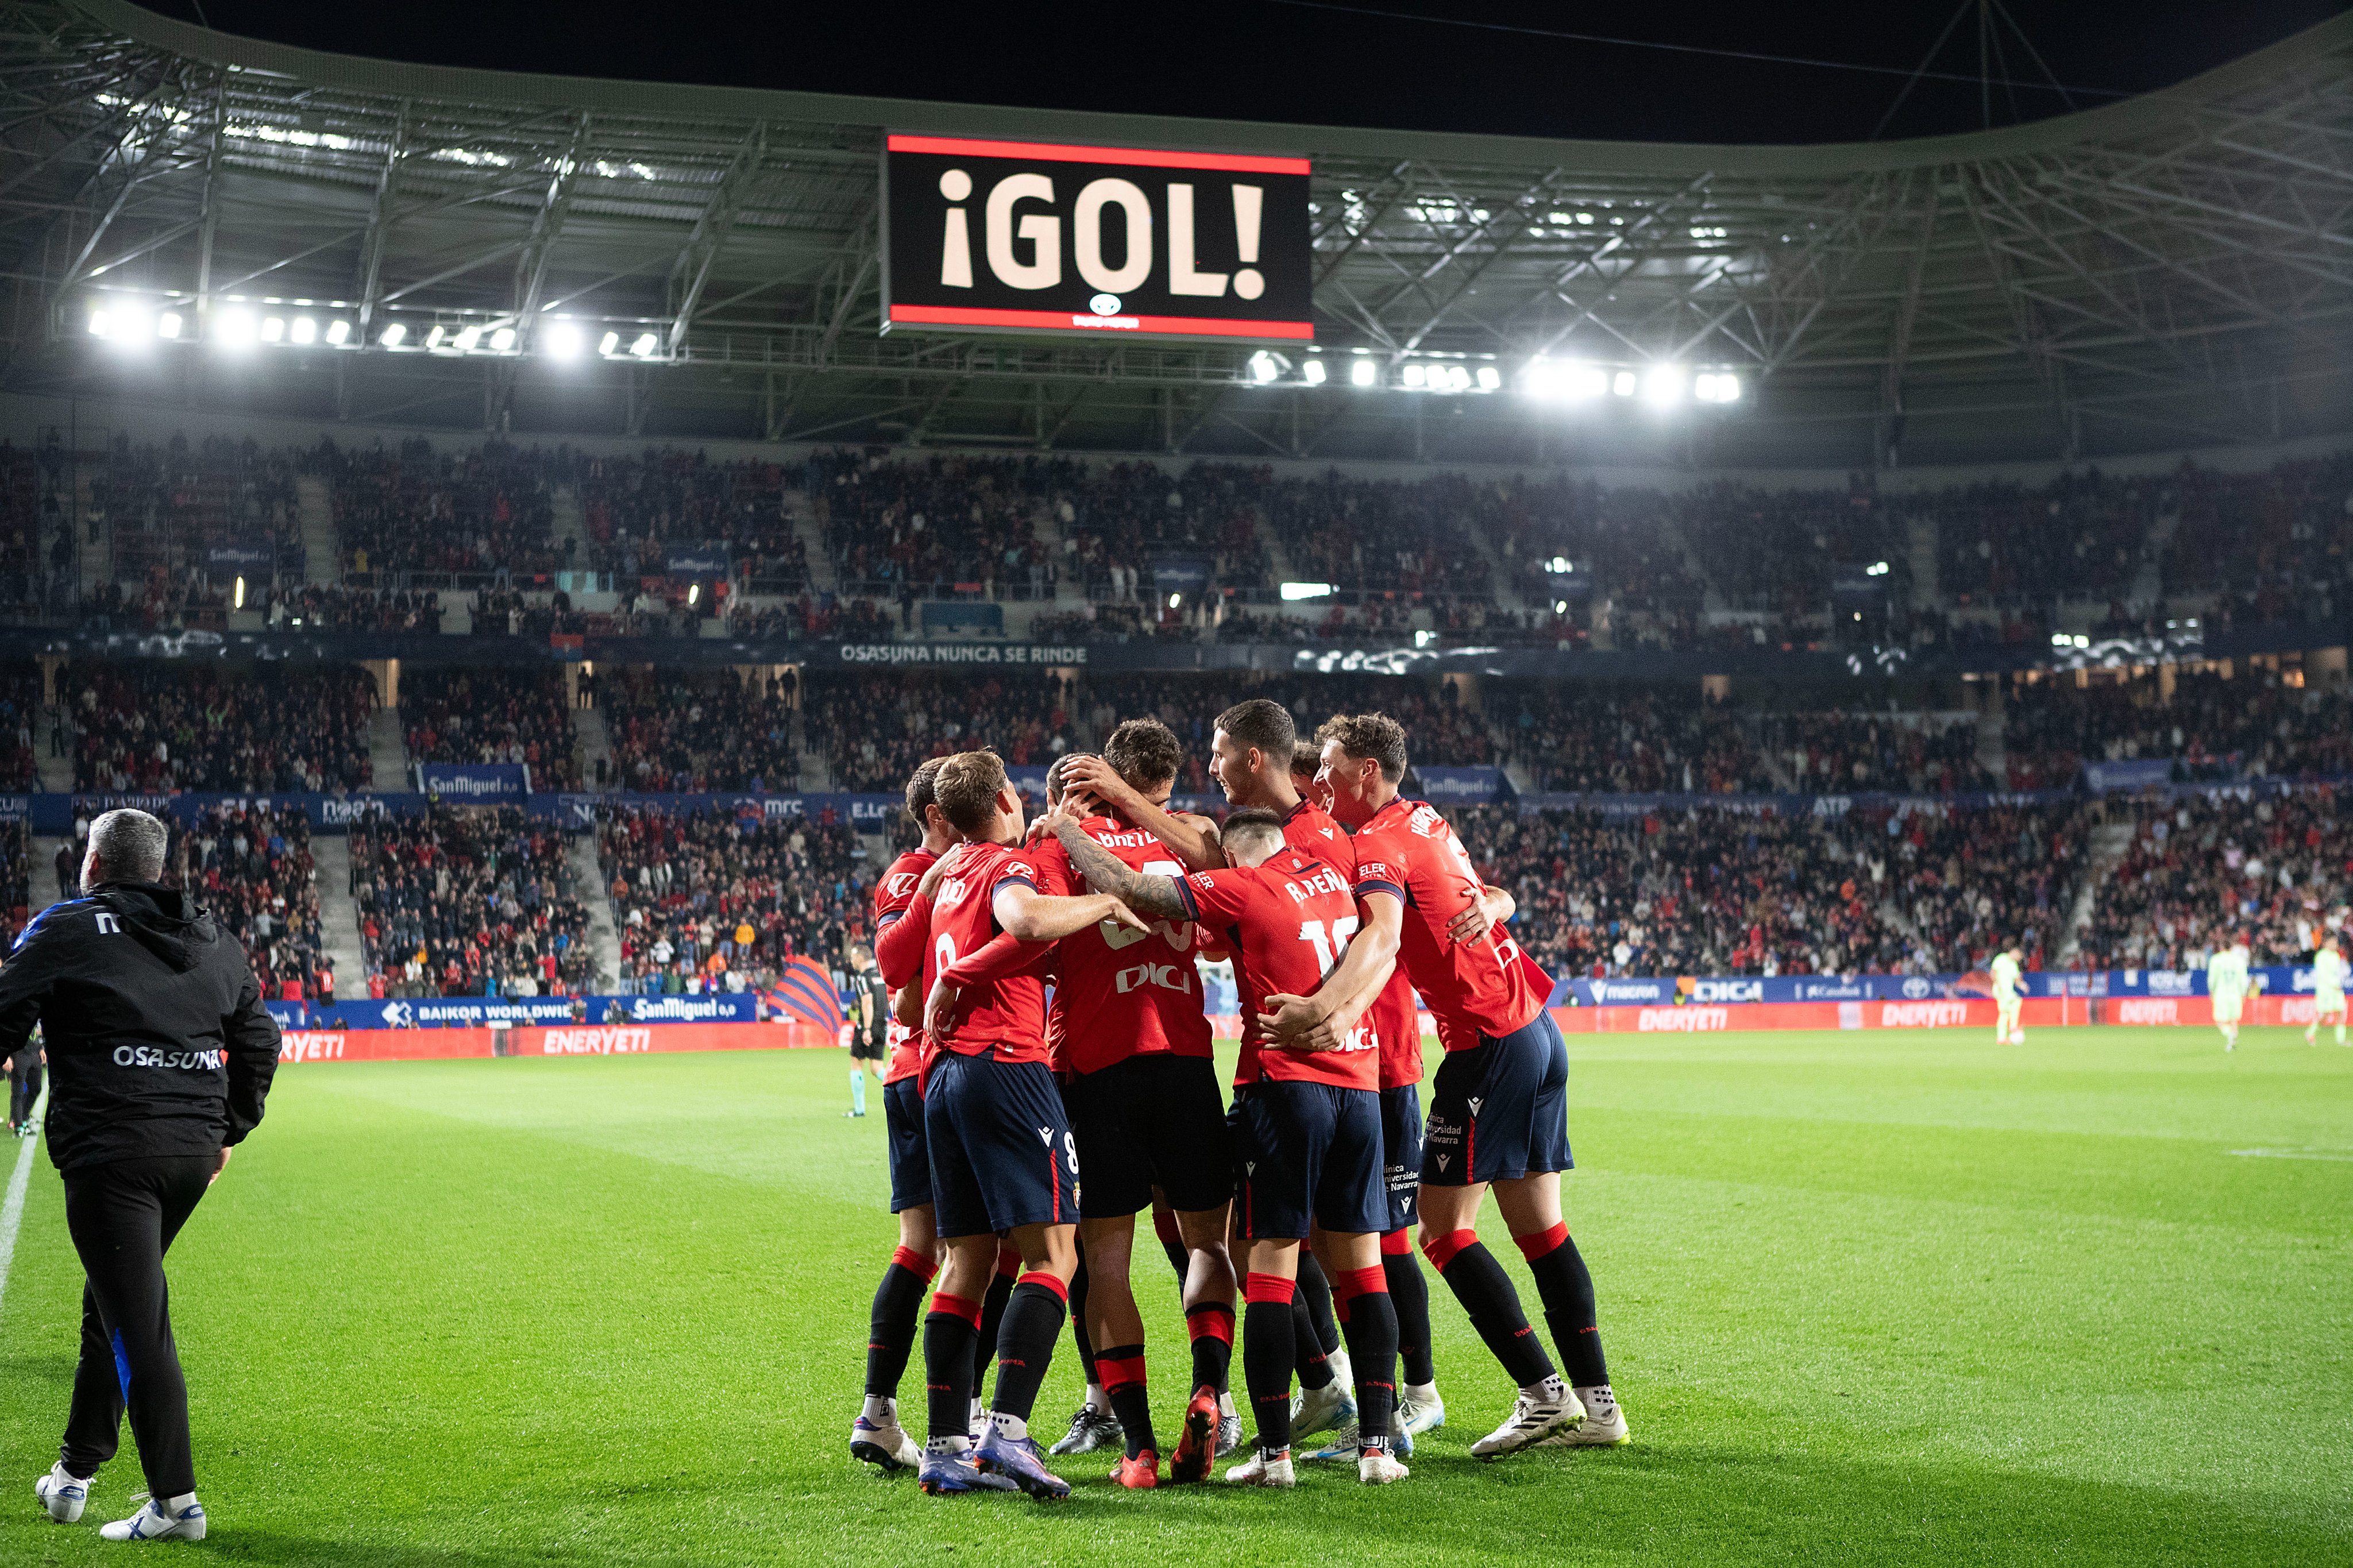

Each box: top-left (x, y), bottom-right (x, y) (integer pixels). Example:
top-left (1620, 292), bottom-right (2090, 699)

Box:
top-left (842, 697), bottom-right (1624, 1500)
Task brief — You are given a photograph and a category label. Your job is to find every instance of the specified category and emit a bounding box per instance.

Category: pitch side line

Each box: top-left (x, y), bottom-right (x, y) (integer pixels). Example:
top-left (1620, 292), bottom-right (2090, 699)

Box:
top-left (0, 1085), bottom-right (44, 1322)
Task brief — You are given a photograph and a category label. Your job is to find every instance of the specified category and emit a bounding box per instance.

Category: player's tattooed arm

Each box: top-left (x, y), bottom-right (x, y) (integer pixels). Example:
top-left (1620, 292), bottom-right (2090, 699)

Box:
top-left (1046, 814), bottom-right (1191, 922)
top-left (1056, 755), bottom-right (1224, 871)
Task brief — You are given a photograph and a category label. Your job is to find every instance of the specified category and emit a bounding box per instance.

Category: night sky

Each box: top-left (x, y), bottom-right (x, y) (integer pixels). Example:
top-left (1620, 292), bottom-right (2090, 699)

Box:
top-left (135, 1), bottom-right (2347, 144)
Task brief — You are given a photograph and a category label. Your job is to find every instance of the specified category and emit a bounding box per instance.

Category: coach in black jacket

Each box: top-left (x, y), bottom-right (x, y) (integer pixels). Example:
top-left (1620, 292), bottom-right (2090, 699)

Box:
top-left (0, 808), bottom-right (279, 1542)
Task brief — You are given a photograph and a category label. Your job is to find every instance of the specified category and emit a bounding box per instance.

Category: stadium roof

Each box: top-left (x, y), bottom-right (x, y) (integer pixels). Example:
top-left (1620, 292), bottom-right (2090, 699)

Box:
top-left (0, 0), bottom-right (2346, 469)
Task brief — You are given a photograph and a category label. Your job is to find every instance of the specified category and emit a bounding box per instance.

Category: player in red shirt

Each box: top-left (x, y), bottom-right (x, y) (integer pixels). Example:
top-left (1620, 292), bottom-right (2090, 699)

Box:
top-left (1060, 697), bottom-right (1367, 1436)
top-left (895, 750), bottom-right (1148, 1500)
top-left (1058, 804), bottom-right (1409, 1487)
top-left (1264, 712), bottom-right (1628, 1456)
top-left (1032, 720), bottom-right (1239, 1488)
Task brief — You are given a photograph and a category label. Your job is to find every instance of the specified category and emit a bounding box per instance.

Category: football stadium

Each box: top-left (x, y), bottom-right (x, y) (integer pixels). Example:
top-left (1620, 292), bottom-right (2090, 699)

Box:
top-left (0, 1), bottom-right (2347, 1561)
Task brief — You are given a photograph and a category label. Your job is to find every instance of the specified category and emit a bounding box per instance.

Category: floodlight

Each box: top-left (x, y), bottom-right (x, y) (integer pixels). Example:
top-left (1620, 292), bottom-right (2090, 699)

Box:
top-left (1554, 600), bottom-right (1569, 614)
top-left (544, 322), bottom-right (584, 359)
top-left (1401, 364), bottom-right (1426, 388)
top-left (111, 305), bottom-right (151, 342)
top-left (157, 312), bottom-right (183, 339)
top-left (2073, 634), bottom-right (2089, 648)
top-left (1715, 373), bottom-right (1741, 401)
top-left (426, 325), bottom-right (445, 348)
top-left (86, 307), bottom-right (108, 337)
top-left (233, 576), bottom-right (245, 610)
top-left (1445, 365), bottom-right (1472, 392)
top-left (1279, 582), bottom-right (1335, 601)
top-left (490, 326), bottom-right (517, 352)
top-left (261, 316), bottom-right (286, 342)
top-left (1302, 358), bottom-right (1326, 386)
top-left (379, 323), bottom-right (407, 347)
top-left (630, 332), bottom-right (658, 357)
top-left (1548, 556), bottom-right (1571, 573)
top-left (687, 582), bottom-right (700, 607)
top-left (1247, 350), bottom-right (1289, 384)
top-left (325, 319), bottom-right (350, 345)
top-left (1866, 560), bottom-right (1889, 576)
top-left (599, 331), bottom-right (620, 356)
top-left (1611, 370), bottom-right (1635, 396)
top-left (1642, 364), bottom-right (1687, 405)
top-left (290, 316), bottom-right (317, 344)
top-left (1349, 357), bottom-right (1376, 388)
top-left (1567, 364), bottom-right (1607, 398)
top-left (2050, 633), bottom-right (2070, 647)
top-left (1167, 593), bottom-right (1182, 609)
top-left (215, 308), bottom-right (257, 347)
top-left (453, 325), bottom-right (481, 352)
top-left (1475, 365), bottom-right (1501, 392)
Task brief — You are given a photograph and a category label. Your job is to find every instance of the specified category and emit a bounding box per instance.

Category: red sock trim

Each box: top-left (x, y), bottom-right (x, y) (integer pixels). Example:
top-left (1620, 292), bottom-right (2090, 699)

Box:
top-left (1184, 1302), bottom-right (1236, 1345)
top-left (1243, 1272), bottom-right (1297, 1305)
top-left (1015, 1270), bottom-right (1069, 1304)
top-left (928, 1290), bottom-right (982, 1329)
top-left (1152, 1207), bottom-right (1182, 1246)
top-left (1098, 1353), bottom-right (1147, 1391)
top-left (1379, 1228), bottom-right (1413, 1256)
top-left (892, 1245), bottom-right (940, 1281)
top-left (996, 1242), bottom-right (1023, 1277)
top-left (1515, 1222), bottom-right (1570, 1262)
top-left (1333, 1264), bottom-right (1389, 1301)
top-left (1421, 1229), bottom-right (1478, 1272)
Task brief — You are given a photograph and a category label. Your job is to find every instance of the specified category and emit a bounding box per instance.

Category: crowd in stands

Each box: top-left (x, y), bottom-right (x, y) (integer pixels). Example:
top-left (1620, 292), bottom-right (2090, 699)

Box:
top-left (2001, 671), bottom-right (2353, 789)
top-left (578, 451), bottom-right (805, 590)
top-left (1758, 710), bottom-right (1997, 793)
top-left (0, 820), bottom-right (28, 949)
top-left (265, 583), bottom-right (443, 632)
top-left (172, 802), bottom-right (332, 1002)
top-left (0, 666), bottom-right (37, 790)
top-left (2078, 789), bottom-right (2348, 971)
top-left (1492, 683), bottom-right (1768, 794)
top-left (1912, 468), bottom-right (2162, 608)
top-left (327, 438), bottom-right (562, 578)
top-left (0, 439), bottom-right (72, 613)
top-left (402, 669), bottom-right (579, 791)
top-left (804, 670), bottom-right (1073, 793)
top-left (600, 669), bottom-right (801, 791)
top-left (96, 434), bottom-right (301, 586)
top-left (596, 804), bottom-right (865, 991)
top-left (350, 805), bottom-right (590, 997)
top-left (65, 665), bottom-right (375, 793)
top-left (2162, 451), bottom-right (2353, 619)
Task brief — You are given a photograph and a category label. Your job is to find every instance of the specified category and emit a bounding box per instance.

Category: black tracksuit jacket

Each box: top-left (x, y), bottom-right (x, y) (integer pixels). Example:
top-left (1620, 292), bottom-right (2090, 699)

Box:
top-left (0, 881), bottom-right (280, 1170)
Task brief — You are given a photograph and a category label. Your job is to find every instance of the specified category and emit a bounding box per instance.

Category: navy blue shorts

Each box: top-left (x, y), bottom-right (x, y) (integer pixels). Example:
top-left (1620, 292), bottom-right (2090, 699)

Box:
top-left (1231, 1079), bottom-right (1386, 1241)
top-left (1378, 1083), bottom-right (1423, 1233)
top-left (1066, 1053), bottom-right (1232, 1220)
top-left (884, 1077), bottom-right (931, 1214)
top-left (925, 1051), bottom-right (1079, 1239)
top-left (1421, 1009), bottom-right (1571, 1187)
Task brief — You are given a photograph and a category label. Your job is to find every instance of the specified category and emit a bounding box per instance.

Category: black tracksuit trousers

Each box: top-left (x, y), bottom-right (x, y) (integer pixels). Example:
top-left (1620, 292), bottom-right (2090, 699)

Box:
top-left (59, 1155), bottom-right (214, 1498)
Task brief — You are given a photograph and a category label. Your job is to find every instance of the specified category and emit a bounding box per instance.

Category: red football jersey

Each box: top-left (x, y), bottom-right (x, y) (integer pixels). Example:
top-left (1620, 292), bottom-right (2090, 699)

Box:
top-left (919, 841), bottom-right (1056, 1064)
top-left (1279, 797), bottom-right (1357, 880)
top-left (872, 847), bottom-right (936, 1084)
top-left (1352, 798), bottom-right (1546, 1051)
top-left (1366, 971), bottom-right (1423, 1089)
top-left (1033, 816), bottom-right (1213, 1076)
top-left (1178, 847), bottom-right (1378, 1091)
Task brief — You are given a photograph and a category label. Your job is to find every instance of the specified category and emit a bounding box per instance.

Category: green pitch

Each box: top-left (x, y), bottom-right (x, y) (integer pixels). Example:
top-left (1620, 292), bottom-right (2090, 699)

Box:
top-left (1, 1026), bottom-right (2348, 1566)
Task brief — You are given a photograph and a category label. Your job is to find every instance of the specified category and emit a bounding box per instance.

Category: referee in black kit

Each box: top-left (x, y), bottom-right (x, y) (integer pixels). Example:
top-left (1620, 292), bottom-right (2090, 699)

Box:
top-left (0, 808), bottom-right (279, 1542)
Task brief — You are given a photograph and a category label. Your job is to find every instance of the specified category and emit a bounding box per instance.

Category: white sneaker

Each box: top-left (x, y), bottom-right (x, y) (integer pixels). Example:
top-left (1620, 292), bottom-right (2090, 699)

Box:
top-left (1469, 1383), bottom-right (1587, 1456)
top-left (851, 1407), bottom-right (922, 1472)
top-left (1358, 1448), bottom-right (1410, 1485)
top-left (1399, 1385), bottom-right (1446, 1435)
top-left (1224, 1449), bottom-right (1295, 1488)
top-left (1291, 1377), bottom-right (1355, 1438)
top-left (1540, 1385), bottom-right (1630, 1446)
top-left (100, 1494), bottom-right (206, 1542)
top-left (35, 1463), bottom-right (88, 1523)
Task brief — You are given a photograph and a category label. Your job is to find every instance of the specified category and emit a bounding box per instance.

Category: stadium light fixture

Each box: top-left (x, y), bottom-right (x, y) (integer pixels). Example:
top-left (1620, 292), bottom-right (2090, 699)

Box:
top-left (1554, 599), bottom-right (1569, 614)
top-left (1302, 358), bottom-right (1326, 386)
top-left (489, 326), bottom-right (517, 353)
top-left (1280, 582), bottom-right (1335, 601)
top-left (687, 582), bottom-right (700, 607)
top-left (85, 307), bottom-right (108, 337)
top-left (1475, 365), bottom-right (1502, 392)
top-left (1611, 370), bottom-right (1636, 397)
top-left (1401, 363), bottom-right (1426, 389)
top-left (1548, 556), bottom-right (1572, 573)
top-left (630, 332), bottom-right (659, 358)
top-left (157, 311), bottom-right (183, 339)
top-left (1865, 560), bottom-right (1890, 576)
top-left (290, 316), bottom-right (318, 344)
top-left (453, 325), bottom-right (481, 352)
top-left (261, 316), bottom-right (286, 343)
top-left (1642, 364), bottom-right (1688, 405)
top-left (215, 308), bottom-right (257, 349)
top-left (1349, 357), bottom-right (1377, 388)
top-left (544, 322), bottom-right (584, 359)
top-left (599, 330), bottom-right (621, 356)
top-left (1247, 350), bottom-right (1289, 384)
top-left (325, 319), bottom-right (350, 345)
top-left (426, 325), bottom-right (445, 349)
top-left (379, 323), bottom-right (407, 348)
top-left (232, 576), bottom-right (245, 610)
top-left (1167, 592), bottom-right (1182, 609)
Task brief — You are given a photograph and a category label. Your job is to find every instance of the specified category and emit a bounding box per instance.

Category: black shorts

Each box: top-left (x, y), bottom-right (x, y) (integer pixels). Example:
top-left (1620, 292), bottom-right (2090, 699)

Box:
top-left (925, 1050), bottom-right (1078, 1239)
top-left (1066, 1053), bottom-right (1232, 1220)
top-left (1231, 1079), bottom-right (1385, 1242)
top-left (1421, 1009), bottom-right (1572, 1187)
top-left (850, 1032), bottom-right (886, 1063)
top-left (884, 1076), bottom-right (931, 1214)
top-left (1378, 1083), bottom-right (1422, 1233)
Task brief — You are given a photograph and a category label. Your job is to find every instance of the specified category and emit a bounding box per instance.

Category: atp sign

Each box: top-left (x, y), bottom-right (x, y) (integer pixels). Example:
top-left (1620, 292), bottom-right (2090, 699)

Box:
top-left (883, 133), bottom-right (1313, 342)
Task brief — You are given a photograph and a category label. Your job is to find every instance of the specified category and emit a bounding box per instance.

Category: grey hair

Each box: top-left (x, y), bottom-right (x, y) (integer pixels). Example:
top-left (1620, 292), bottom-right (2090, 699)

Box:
top-left (87, 808), bottom-right (168, 885)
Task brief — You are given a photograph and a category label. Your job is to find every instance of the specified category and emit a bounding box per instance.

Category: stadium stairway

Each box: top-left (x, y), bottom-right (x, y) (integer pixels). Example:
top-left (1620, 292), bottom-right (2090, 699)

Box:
top-left (573, 704), bottom-right (616, 791)
top-left (297, 474), bottom-right (338, 585)
top-left (368, 708), bottom-right (410, 790)
top-left (2058, 816), bottom-right (2139, 967)
top-left (30, 835), bottom-right (68, 912)
top-left (309, 836), bottom-right (371, 1001)
top-left (2131, 496), bottom-right (2182, 611)
top-left (550, 483), bottom-right (585, 566)
top-left (34, 710), bottom-right (72, 794)
top-left (1907, 511), bottom-right (1940, 607)
top-left (568, 835), bottom-right (623, 991)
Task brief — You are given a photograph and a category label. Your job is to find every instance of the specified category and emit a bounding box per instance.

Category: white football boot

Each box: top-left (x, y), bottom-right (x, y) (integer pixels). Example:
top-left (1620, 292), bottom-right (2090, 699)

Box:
top-left (101, 1494), bottom-right (206, 1542)
top-left (1224, 1448), bottom-right (1296, 1488)
top-left (1540, 1385), bottom-right (1630, 1446)
top-left (1469, 1380), bottom-right (1586, 1457)
top-left (34, 1463), bottom-right (88, 1523)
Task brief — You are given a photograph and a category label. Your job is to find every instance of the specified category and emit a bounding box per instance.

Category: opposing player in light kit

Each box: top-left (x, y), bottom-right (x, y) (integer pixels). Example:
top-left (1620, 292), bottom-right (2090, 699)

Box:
top-left (900, 750), bottom-right (1150, 1500)
top-left (1272, 713), bottom-right (1629, 1455)
top-left (2306, 932), bottom-right (2346, 1046)
top-left (1991, 942), bottom-right (2026, 1046)
top-left (2209, 932), bottom-right (2253, 1052)
top-left (1031, 719), bottom-right (1241, 1488)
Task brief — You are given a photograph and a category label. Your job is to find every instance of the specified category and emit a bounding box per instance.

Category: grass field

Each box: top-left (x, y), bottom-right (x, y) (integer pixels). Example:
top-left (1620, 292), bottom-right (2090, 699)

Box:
top-left (1, 1025), bottom-right (2348, 1567)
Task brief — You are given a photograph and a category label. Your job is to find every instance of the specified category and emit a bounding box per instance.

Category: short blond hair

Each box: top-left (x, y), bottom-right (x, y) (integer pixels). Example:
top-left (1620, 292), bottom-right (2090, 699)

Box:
top-left (934, 750), bottom-right (1010, 833)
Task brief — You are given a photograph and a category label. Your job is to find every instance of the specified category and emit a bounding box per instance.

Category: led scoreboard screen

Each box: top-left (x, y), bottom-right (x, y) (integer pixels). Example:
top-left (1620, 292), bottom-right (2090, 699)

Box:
top-left (882, 134), bottom-right (1313, 342)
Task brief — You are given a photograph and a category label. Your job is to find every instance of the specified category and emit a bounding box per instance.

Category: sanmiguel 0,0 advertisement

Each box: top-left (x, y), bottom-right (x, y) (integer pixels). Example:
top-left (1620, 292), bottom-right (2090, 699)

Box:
top-left (882, 133), bottom-right (1313, 342)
